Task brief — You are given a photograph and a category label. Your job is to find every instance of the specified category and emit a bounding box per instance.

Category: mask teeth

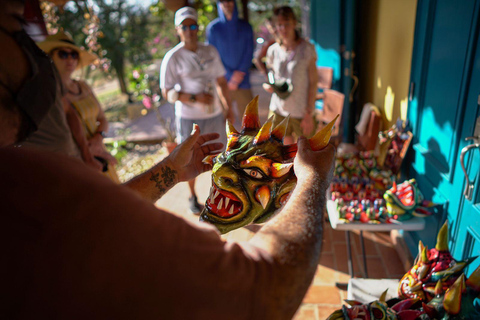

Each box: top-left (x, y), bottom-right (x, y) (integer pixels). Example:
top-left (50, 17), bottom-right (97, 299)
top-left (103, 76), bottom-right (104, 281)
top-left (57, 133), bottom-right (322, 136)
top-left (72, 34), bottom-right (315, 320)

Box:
top-left (308, 114), bottom-right (339, 151)
top-left (270, 116), bottom-right (289, 142)
top-left (435, 221), bottom-right (449, 251)
top-left (241, 96), bottom-right (260, 132)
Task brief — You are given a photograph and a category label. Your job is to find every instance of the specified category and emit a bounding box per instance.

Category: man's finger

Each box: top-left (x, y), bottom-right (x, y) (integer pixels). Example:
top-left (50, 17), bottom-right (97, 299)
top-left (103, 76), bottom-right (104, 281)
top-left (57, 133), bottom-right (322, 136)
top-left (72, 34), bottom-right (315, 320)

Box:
top-left (196, 132), bottom-right (220, 145)
top-left (201, 143), bottom-right (224, 154)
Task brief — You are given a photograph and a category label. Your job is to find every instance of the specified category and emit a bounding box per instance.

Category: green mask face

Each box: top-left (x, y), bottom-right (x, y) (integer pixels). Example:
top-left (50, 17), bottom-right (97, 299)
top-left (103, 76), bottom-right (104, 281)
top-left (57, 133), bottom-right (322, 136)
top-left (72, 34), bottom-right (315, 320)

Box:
top-left (200, 96), bottom-right (338, 234)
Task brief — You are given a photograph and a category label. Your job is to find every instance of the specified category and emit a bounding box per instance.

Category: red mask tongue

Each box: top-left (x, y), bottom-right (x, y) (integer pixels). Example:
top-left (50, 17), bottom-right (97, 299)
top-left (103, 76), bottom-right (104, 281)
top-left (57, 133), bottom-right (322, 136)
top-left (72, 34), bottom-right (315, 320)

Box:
top-left (206, 185), bottom-right (242, 218)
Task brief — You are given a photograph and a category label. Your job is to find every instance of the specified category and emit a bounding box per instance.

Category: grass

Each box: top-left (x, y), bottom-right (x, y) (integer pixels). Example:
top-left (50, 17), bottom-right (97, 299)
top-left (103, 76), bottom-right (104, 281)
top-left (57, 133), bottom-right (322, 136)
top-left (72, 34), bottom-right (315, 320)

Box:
top-left (97, 88), bottom-right (122, 106)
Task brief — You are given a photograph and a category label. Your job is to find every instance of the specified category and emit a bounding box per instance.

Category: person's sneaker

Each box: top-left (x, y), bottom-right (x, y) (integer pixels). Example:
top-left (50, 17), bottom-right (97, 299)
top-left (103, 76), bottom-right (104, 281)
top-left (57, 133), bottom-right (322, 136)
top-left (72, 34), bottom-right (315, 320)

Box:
top-left (188, 196), bottom-right (203, 215)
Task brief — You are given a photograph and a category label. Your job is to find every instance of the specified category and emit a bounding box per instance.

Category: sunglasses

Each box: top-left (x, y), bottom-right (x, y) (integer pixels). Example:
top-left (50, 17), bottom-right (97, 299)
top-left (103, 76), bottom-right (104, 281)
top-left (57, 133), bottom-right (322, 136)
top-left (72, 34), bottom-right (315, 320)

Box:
top-left (57, 50), bottom-right (79, 60)
top-left (179, 24), bottom-right (199, 31)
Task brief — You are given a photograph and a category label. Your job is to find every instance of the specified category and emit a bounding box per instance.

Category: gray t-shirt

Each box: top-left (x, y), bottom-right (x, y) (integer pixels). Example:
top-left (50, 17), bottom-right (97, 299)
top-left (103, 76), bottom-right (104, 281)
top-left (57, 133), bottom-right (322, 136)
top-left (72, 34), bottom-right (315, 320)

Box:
top-left (266, 40), bottom-right (317, 119)
top-left (21, 70), bottom-right (80, 158)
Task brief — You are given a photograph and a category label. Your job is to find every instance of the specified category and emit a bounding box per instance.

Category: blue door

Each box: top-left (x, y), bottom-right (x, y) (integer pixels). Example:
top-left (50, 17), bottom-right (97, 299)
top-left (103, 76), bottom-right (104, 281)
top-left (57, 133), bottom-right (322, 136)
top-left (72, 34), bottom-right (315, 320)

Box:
top-left (310, 0), bottom-right (357, 142)
top-left (407, 0), bottom-right (480, 273)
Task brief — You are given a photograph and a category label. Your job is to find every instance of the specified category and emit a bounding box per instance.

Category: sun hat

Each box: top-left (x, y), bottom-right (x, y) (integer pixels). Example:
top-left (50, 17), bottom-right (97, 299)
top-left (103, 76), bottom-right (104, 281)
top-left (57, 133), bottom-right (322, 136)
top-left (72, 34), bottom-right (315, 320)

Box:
top-left (37, 31), bottom-right (98, 69)
top-left (174, 7), bottom-right (198, 26)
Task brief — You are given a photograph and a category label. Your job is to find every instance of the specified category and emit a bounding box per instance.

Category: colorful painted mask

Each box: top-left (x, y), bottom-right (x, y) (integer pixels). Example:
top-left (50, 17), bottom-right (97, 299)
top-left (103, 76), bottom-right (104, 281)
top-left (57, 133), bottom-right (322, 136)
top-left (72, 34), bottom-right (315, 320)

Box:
top-left (398, 222), bottom-right (476, 302)
top-left (200, 97), bottom-right (337, 234)
top-left (326, 290), bottom-right (412, 320)
top-left (328, 222), bottom-right (480, 320)
top-left (383, 179), bottom-right (436, 221)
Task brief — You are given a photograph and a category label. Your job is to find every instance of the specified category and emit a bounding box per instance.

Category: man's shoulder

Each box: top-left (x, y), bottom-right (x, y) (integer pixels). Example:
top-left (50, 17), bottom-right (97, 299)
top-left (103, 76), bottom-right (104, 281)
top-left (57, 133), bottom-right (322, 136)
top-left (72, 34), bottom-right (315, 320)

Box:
top-left (165, 43), bottom-right (184, 57)
top-left (199, 42), bottom-right (219, 54)
top-left (207, 18), bottom-right (222, 31)
top-left (238, 19), bottom-right (253, 30)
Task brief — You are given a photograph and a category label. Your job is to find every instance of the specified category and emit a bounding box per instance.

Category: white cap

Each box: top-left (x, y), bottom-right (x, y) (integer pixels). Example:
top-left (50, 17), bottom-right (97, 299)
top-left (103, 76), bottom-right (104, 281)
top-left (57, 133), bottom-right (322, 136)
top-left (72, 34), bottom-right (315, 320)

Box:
top-left (174, 7), bottom-right (198, 26)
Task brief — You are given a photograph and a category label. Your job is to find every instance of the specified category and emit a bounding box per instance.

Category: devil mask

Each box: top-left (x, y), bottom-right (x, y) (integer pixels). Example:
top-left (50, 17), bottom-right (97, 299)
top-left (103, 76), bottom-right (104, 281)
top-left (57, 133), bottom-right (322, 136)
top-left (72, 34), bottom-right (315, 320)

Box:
top-left (200, 96), bottom-right (338, 233)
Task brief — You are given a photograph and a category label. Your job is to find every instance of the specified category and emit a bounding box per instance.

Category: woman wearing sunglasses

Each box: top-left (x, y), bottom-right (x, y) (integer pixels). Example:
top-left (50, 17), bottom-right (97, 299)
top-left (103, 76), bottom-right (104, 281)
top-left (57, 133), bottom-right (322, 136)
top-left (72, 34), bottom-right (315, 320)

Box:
top-left (38, 31), bottom-right (120, 182)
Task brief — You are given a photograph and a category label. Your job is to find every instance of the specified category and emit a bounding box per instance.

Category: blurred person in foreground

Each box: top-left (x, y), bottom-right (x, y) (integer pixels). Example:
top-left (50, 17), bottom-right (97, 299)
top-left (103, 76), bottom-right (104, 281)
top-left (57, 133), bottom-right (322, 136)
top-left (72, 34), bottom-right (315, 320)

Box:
top-left (207, 0), bottom-right (254, 124)
top-left (264, 6), bottom-right (318, 145)
top-left (1, 1), bottom-right (336, 319)
top-left (161, 6), bottom-right (234, 214)
top-left (37, 31), bottom-right (120, 182)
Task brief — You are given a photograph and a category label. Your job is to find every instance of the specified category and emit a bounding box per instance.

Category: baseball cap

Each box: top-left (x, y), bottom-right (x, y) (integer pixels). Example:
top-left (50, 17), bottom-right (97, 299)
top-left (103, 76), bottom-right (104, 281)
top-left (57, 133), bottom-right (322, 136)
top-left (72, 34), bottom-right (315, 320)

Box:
top-left (174, 7), bottom-right (198, 26)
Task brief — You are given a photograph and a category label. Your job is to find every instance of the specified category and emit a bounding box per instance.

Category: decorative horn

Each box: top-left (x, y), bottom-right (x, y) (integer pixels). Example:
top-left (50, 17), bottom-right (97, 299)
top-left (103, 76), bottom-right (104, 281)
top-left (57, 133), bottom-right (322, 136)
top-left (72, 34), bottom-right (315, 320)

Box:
top-left (270, 116), bottom-right (289, 142)
top-left (280, 114), bottom-right (340, 159)
top-left (466, 264), bottom-right (480, 292)
top-left (241, 96), bottom-right (260, 133)
top-left (443, 274), bottom-right (466, 315)
top-left (253, 115), bottom-right (274, 145)
top-left (226, 119), bottom-right (238, 137)
top-left (435, 221), bottom-right (449, 251)
top-left (309, 114), bottom-right (340, 151)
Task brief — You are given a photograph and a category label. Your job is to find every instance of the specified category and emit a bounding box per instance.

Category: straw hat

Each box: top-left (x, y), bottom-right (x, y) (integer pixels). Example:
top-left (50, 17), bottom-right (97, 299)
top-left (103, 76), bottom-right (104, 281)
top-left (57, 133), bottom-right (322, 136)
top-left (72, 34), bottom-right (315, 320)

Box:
top-left (37, 31), bottom-right (98, 69)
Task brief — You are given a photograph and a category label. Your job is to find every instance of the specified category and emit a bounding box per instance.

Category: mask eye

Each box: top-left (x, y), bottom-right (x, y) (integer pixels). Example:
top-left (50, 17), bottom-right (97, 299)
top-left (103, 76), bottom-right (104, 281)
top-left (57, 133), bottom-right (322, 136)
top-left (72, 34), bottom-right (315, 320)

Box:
top-left (243, 168), bottom-right (265, 179)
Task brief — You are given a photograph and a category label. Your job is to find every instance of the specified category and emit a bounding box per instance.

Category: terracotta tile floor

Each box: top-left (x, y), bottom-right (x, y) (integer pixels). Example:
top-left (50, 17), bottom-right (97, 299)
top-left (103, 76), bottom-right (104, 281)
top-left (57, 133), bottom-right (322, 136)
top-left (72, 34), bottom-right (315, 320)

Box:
top-left (158, 172), bottom-right (408, 320)
top-left (292, 219), bottom-right (408, 320)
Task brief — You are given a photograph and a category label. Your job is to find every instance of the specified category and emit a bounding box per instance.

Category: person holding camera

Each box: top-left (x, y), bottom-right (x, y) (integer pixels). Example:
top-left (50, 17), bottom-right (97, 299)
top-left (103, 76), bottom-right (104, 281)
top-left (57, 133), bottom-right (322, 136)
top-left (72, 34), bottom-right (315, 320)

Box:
top-left (37, 31), bottom-right (119, 182)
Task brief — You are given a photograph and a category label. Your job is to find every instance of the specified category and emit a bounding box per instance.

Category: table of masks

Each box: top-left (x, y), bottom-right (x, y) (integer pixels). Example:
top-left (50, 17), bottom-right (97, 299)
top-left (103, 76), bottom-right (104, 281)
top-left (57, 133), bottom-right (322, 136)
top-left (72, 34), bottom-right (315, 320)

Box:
top-left (326, 200), bottom-right (425, 278)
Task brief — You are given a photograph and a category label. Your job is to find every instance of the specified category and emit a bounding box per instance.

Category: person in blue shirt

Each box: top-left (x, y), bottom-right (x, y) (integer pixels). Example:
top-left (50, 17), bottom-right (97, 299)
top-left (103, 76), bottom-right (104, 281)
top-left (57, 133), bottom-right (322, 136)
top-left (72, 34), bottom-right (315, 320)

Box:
top-left (207, 0), bottom-right (254, 124)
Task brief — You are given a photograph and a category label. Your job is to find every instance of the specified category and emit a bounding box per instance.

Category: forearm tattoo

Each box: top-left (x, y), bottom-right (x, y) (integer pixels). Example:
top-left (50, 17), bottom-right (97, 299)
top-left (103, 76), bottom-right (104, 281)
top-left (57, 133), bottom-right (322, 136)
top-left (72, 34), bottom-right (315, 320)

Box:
top-left (150, 166), bottom-right (177, 195)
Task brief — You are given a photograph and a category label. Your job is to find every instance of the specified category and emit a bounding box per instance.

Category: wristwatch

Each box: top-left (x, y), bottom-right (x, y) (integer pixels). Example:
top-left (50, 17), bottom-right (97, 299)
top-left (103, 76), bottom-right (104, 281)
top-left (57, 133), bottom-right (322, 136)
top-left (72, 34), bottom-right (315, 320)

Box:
top-left (96, 130), bottom-right (106, 138)
top-left (189, 94), bottom-right (196, 102)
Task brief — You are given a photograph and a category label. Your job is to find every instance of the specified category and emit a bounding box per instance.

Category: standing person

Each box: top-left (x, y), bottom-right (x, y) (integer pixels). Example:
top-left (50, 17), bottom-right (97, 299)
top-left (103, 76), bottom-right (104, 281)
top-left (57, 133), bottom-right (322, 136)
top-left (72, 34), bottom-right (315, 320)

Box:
top-left (160, 6), bottom-right (234, 214)
top-left (207, 0), bottom-right (254, 123)
top-left (1, 3), bottom-right (337, 317)
top-left (264, 6), bottom-right (318, 145)
top-left (37, 31), bottom-right (120, 182)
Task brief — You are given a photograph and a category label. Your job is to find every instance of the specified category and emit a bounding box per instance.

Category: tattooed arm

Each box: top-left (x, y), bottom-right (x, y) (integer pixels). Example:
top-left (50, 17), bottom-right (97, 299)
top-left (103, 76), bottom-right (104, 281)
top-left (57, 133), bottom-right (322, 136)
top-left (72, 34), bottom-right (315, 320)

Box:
top-left (124, 125), bottom-right (223, 202)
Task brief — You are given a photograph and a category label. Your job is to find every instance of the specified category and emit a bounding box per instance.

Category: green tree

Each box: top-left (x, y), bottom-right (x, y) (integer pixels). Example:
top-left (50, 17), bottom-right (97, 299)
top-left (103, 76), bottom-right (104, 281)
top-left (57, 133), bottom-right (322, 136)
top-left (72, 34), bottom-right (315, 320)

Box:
top-left (58, 0), bottom-right (154, 96)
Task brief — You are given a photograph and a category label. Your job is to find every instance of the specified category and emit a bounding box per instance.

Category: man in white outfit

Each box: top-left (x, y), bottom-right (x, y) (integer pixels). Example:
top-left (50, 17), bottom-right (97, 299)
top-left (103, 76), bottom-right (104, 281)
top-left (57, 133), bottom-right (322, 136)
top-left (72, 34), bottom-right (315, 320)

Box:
top-left (160, 6), bottom-right (234, 214)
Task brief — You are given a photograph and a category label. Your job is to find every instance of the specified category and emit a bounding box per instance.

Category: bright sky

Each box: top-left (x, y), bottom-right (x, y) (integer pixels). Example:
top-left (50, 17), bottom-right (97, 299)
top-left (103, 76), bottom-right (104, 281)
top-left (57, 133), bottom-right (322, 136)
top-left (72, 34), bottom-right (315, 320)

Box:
top-left (128, 0), bottom-right (156, 8)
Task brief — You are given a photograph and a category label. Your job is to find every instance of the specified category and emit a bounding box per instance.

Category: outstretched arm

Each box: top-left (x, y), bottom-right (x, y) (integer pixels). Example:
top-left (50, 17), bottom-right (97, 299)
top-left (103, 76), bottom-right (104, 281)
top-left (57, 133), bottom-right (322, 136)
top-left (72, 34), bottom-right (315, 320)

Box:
top-left (248, 137), bottom-right (335, 319)
top-left (63, 98), bottom-right (102, 171)
top-left (124, 125), bottom-right (223, 202)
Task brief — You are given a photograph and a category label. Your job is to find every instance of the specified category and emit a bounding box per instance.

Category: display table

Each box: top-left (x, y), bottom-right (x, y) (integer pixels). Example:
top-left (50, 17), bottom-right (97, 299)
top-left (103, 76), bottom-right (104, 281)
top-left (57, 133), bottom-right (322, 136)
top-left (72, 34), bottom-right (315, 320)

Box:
top-left (347, 278), bottom-right (400, 303)
top-left (327, 200), bottom-right (425, 278)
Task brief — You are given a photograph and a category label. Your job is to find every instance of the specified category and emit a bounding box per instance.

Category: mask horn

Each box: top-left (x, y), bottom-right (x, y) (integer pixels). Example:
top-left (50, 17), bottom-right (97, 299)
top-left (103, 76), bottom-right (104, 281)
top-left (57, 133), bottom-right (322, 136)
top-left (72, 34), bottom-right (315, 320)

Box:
top-left (253, 115), bottom-right (274, 145)
top-left (435, 221), bottom-right (449, 251)
top-left (309, 115), bottom-right (339, 151)
top-left (466, 264), bottom-right (480, 292)
top-left (241, 96), bottom-right (260, 133)
top-left (271, 116), bottom-right (289, 142)
top-left (226, 119), bottom-right (238, 137)
top-left (443, 274), bottom-right (465, 315)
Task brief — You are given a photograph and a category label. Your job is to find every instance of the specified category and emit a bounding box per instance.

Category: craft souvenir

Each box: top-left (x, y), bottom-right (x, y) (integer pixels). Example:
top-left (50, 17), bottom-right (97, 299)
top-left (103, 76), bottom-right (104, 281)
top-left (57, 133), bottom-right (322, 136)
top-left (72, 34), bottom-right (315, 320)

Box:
top-left (383, 179), bottom-right (436, 221)
top-left (200, 97), bottom-right (338, 234)
top-left (327, 222), bottom-right (480, 319)
top-left (398, 221), bottom-right (476, 301)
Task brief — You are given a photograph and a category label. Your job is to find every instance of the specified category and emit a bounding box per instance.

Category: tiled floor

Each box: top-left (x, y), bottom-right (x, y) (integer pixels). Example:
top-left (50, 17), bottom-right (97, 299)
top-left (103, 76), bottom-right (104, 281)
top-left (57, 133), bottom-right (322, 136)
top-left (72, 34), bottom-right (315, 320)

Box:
top-left (292, 220), bottom-right (408, 320)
